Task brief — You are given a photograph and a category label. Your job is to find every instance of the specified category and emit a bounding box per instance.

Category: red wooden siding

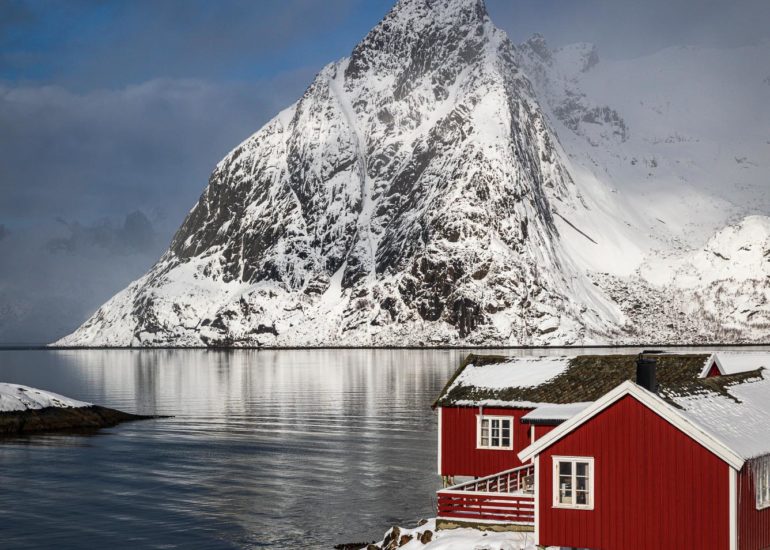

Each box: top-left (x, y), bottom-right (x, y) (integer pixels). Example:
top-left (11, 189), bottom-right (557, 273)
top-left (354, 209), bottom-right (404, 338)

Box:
top-left (707, 363), bottom-right (722, 378)
top-left (533, 424), bottom-right (556, 442)
top-left (738, 463), bottom-right (770, 550)
top-left (537, 395), bottom-right (731, 550)
top-left (440, 406), bottom-right (532, 478)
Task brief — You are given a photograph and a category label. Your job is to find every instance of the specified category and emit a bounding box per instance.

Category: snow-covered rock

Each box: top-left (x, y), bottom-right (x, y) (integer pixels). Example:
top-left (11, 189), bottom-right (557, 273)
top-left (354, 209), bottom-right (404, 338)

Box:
top-left (0, 383), bottom-right (91, 412)
top-left (0, 383), bottom-right (152, 436)
top-left (56, 0), bottom-right (770, 347)
top-left (369, 520), bottom-right (542, 550)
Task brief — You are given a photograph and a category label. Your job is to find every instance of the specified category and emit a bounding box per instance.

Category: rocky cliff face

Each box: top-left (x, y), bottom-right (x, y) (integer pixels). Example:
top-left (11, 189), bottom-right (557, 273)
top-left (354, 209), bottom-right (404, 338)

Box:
top-left (57, 0), bottom-right (770, 347)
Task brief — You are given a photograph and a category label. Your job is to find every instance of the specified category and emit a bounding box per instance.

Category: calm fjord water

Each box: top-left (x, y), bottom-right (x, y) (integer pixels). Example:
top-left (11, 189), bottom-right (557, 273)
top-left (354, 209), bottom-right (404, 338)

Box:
top-left (0, 347), bottom-right (766, 549)
top-left (0, 349), bottom-right (466, 549)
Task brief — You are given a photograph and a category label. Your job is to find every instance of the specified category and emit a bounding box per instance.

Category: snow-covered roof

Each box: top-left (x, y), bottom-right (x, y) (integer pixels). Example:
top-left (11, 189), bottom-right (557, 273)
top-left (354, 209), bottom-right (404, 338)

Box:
top-left (434, 352), bottom-right (719, 408)
top-left (700, 351), bottom-right (770, 378)
top-left (0, 384), bottom-right (91, 412)
top-left (521, 402), bottom-right (592, 424)
top-left (439, 352), bottom-right (770, 461)
top-left (674, 375), bottom-right (770, 461)
top-left (519, 381), bottom-right (748, 469)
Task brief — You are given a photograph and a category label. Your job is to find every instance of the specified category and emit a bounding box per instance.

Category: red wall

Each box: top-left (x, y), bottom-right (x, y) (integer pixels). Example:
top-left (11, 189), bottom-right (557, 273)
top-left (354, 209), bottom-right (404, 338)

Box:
top-left (739, 463), bottom-right (770, 550)
top-left (440, 406), bottom-right (532, 478)
top-left (537, 395), bottom-right (731, 550)
top-left (533, 424), bottom-right (556, 441)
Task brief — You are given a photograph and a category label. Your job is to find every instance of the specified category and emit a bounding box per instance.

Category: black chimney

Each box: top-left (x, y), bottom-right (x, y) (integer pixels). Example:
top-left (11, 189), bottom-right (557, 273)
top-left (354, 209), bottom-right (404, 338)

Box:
top-left (636, 353), bottom-right (659, 393)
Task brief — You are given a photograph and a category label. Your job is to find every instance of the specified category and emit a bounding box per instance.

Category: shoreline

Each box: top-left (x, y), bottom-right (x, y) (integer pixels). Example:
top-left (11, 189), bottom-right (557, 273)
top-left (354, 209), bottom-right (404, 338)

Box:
top-left (0, 405), bottom-right (159, 436)
top-left (3, 343), bottom-right (770, 351)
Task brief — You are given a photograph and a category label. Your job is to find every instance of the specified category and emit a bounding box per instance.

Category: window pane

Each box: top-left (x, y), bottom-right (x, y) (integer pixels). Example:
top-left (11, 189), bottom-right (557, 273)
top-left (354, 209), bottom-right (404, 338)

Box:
top-left (559, 462), bottom-right (572, 476)
top-left (481, 436), bottom-right (489, 446)
top-left (577, 476), bottom-right (588, 492)
top-left (501, 436), bottom-right (510, 447)
top-left (576, 462), bottom-right (588, 477)
top-left (559, 475), bottom-right (573, 504)
top-left (576, 491), bottom-right (588, 505)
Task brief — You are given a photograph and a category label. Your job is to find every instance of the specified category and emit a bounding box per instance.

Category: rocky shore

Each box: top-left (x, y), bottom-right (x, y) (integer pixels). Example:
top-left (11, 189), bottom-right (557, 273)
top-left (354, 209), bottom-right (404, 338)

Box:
top-left (338, 520), bottom-right (539, 550)
top-left (0, 383), bottom-right (155, 436)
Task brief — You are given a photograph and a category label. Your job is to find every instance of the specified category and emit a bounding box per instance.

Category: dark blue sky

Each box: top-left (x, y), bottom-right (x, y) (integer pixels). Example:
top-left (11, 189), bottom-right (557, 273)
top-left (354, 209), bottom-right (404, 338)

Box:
top-left (0, 0), bottom-right (768, 343)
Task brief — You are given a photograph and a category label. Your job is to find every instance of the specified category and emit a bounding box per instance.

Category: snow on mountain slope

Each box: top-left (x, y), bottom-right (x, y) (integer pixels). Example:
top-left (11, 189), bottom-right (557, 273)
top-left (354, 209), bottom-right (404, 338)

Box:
top-left (516, 35), bottom-right (770, 344)
top-left (519, 36), bottom-right (770, 248)
top-left (56, 0), bottom-right (770, 347)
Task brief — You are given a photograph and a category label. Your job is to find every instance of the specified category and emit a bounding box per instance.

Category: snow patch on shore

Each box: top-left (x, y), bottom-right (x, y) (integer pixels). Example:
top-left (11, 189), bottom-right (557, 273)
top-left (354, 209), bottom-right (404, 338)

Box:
top-left (0, 383), bottom-right (91, 412)
top-left (372, 520), bottom-right (542, 550)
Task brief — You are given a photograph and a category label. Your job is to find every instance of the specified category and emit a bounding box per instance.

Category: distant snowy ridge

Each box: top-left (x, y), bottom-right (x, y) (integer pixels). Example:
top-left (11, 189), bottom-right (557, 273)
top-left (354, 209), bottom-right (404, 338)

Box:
top-left (56, 0), bottom-right (770, 347)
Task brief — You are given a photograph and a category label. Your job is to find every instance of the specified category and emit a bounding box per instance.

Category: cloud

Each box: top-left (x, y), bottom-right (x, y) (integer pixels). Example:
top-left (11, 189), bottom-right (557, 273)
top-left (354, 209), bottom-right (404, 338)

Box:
top-left (487, 0), bottom-right (770, 58)
top-left (0, 211), bottom-right (167, 344)
top-left (0, 71), bottom-right (314, 228)
top-left (0, 68), bottom-right (316, 343)
top-left (47, 211), bottom-right (156, 256)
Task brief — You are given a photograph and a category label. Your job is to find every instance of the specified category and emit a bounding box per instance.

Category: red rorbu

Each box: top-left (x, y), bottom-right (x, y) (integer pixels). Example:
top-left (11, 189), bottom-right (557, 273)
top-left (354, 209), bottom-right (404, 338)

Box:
top-left (433, 352), bottom-right (770, 550)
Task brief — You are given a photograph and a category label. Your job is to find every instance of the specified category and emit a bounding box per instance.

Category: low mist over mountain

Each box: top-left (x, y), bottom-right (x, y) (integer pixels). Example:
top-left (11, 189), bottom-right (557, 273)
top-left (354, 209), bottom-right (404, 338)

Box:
top-left (57, 0), bottom-right (770, 347)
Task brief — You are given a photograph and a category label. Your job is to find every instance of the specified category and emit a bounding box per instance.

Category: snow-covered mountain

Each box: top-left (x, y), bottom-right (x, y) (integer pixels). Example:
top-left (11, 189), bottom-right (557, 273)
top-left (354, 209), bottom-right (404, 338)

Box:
top-left (57, 0), bottom-right (770, 347)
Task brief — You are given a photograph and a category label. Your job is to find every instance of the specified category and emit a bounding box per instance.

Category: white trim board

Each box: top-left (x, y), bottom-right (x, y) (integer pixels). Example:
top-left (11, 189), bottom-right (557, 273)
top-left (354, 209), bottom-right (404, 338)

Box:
top-left (729, 467), bottom-right (738, 550)
top-left (699, 353), bottom-right (724, 378)
top-left (437, 406), bottom-right (443, 476)
top-left (517, 381), bottom-right (745, 470)
top-left (533, 455), bottom-right (540, 546)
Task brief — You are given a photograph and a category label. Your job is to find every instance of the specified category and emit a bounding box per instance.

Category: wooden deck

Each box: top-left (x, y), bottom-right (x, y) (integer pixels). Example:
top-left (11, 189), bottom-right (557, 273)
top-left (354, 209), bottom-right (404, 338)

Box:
top-left (436, 464), bottom-right (535, 530)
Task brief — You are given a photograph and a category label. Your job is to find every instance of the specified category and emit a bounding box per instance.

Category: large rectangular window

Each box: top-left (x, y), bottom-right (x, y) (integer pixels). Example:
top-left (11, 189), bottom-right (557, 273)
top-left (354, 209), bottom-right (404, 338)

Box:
top-left (477, 415), bottom-right (513, 450)
top-left (553, 456), bottom-right (594, 510)
top-left (756, 456), bottom-right (770, 510)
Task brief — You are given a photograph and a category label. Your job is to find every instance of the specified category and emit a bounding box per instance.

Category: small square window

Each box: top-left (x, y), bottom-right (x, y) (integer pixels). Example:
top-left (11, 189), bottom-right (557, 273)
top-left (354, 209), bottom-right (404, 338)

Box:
top-left (477, 415), bottom-right (513, 450)
top-left (553, 457), bottom-right (594, 510)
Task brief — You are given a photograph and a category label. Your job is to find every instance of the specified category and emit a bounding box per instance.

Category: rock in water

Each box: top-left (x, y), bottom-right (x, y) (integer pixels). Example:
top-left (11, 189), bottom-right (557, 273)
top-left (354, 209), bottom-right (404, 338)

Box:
top-left (0, 383), bottom-right (154, 435)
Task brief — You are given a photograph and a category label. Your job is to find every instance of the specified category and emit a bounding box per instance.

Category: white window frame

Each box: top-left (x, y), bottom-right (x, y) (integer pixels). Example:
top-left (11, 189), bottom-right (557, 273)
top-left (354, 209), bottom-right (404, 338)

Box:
top-left (476, 414), bottom-right (514, 450)
top-left (756, 455), bottom-right (770, 510)
top-left (552, 456), bottom-right (595, 510)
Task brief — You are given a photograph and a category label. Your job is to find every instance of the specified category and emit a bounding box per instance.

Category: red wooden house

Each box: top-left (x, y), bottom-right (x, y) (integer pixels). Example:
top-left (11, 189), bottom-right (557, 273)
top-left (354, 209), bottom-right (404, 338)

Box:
top-left (433, 352), bottom-right (770, 550)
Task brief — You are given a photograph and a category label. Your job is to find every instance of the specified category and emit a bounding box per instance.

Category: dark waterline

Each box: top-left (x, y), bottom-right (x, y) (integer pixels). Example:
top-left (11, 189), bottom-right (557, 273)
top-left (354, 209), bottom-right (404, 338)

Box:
top-left (0, 347), bottom-right (767, 549)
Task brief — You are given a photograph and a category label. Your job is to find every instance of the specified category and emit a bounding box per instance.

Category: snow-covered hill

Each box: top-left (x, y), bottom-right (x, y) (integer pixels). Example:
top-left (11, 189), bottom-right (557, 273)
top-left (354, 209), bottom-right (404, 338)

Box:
top-left (56, 0), bottom-right (770, 347)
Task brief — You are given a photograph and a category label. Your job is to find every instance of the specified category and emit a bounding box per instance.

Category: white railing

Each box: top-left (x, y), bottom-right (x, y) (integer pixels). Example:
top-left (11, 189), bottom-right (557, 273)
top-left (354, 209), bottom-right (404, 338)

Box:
top-left (445, 464), bottom-right (535, 494)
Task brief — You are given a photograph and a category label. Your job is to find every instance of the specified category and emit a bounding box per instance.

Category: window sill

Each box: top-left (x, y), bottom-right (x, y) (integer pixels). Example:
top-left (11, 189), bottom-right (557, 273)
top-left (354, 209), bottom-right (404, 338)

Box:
top-left (552, 503), bottom-right (594, 511)
top-left (476, 446), bottom-right (514, 451)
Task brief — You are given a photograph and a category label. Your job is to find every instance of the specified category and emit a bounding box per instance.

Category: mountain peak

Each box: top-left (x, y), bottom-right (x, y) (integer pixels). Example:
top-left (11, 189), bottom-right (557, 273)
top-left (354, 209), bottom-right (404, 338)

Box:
top-left (345, 0), bottom-right (495, 81)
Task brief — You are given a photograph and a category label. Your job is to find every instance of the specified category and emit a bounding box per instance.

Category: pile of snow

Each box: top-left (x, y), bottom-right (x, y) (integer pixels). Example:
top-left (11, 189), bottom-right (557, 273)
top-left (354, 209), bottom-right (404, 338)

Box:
top-left (372, 520), bottom-right (542, 550)
top-left (643, 216), bottom-right (770, 289)
top-left (708, 351), bottom-right (770, 374)
top-left (522, 402), bottom-right (592, 423)
top-left (0, 383), bottom-right (91, 412)
top-left (453, 357), bottom-right (570, 390)
top-left (674, 374), bottom-right (770, 461)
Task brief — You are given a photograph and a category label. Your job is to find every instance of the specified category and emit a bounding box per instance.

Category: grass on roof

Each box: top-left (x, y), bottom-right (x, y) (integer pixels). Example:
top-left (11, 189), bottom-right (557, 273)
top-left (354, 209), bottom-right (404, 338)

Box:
top-left (435, 354), bottom-right (765, 408)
